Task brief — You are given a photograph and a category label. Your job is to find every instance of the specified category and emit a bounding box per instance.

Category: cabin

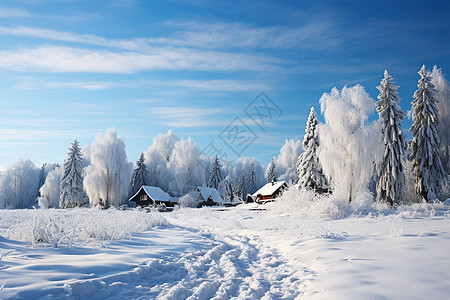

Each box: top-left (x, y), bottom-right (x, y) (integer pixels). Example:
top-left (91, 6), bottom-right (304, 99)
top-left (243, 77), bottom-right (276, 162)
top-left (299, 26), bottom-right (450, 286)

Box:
top-left (196, 187), bottom-right (224, 207)
top-left (247, 181), bottom-right (288, 204)
top-left (129, 186), bottom-right (177, 208)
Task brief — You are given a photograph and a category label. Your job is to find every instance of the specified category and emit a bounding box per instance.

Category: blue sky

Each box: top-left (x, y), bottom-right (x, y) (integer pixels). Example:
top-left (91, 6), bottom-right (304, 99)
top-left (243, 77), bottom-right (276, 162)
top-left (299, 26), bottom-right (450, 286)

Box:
top-left (0, 0), bottom-right (448, 170)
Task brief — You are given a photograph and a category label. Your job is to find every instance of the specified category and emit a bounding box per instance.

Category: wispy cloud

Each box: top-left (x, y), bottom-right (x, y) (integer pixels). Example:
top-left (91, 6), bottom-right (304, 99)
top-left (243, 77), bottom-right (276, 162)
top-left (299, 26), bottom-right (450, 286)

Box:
top-left (151, 20), bottom-right (340, 51)
top-left (0, 45), bottom-right (285, 73)
top-left (0, 6), bottom-right (30, 18)
top-left (14, 77), bottom-right (270, 91)
top-left (146, 106), bottom-right (234, 128)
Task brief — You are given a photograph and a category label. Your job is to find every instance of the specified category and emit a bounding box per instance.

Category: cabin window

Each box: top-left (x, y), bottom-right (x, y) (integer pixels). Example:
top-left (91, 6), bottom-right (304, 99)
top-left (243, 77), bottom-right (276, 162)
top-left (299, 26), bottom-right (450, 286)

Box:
top-left (140, 194), bottom-right (147, 201)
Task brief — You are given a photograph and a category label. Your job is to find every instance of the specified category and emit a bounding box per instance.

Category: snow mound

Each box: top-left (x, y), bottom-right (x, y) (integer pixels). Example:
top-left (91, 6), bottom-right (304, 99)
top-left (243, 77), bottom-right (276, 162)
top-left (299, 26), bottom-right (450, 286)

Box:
top-left (0, 208), bottom-right (168, 247)
top-left (267, 186), bottom-right (450, 219)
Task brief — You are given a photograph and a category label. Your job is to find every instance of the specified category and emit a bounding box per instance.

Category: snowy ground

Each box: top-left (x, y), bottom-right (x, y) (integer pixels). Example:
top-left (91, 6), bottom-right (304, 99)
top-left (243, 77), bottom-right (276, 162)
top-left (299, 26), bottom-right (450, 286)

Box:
top-left (0, 204), bottom-right (449, 299)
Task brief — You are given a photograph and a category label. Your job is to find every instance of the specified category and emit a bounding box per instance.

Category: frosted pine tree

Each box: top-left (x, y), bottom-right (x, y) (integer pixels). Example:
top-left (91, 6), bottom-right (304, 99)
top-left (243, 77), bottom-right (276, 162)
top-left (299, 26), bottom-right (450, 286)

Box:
top-left (208, 156), bottom-right (222, 189)
top-left (375, 70), bottom-right (406, 205)
top-left (266, 158), bottom-right (276, 183)
top-left (60, 140), bottom-right (85, 208)
top-left (238, 172), bottom-right (247, 200)
top-left (430, 66), bottom-right (450, 175)
top-left (409, 65), bottom-right (445, 201)
top-left (129, 152), bottom-right (149, 196)
top-left (297, 107), bottom-right (328, 190)
top-left (247, 163), bottom-right (257, 195)
top-left (36, 164), bottom-right (46, 198)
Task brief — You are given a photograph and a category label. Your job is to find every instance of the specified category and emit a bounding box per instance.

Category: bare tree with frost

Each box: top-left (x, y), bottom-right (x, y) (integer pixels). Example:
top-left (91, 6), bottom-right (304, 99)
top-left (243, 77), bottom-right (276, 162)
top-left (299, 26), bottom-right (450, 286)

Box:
top-left (409, 65), bottom-right (445, 201)
top-left (319, 85), bottom-right (379, 203)
top-left (297, 107), bottom-right (328, 191)
top-left (60, 140), bottom-right (86, 208)
top-left (375, 70), bottom-right (406, 206)
top-left (83, 129), bottom-right (132, 208)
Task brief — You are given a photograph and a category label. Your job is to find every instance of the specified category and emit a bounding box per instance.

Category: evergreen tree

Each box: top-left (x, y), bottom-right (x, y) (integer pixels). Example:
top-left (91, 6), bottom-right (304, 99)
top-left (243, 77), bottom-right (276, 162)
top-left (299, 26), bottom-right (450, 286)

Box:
top-left (431, 66), bottom-right (450, 176)
top-left (60, 140), bottom-right (85, 208)
top-left (297, 107), bottom-right (328, 190)
top-left (409, 65), bottom-right (445, 201)
top-left (266, 158), bottom-right (276, 183)
top-left (247, 163), bottom-right (257, 194)
top-left (37, 164), bottom-right (46, 198)
top-left (129, 152), bottom-right (149, 196)
top-left (238, 172), bottom-right (247, 200)
top-left (208, 156), bottom-right (222, 189)
top-left (227, 176), bottom-right (235, 202)
top-left (375, 70), bottom-right (406, 206)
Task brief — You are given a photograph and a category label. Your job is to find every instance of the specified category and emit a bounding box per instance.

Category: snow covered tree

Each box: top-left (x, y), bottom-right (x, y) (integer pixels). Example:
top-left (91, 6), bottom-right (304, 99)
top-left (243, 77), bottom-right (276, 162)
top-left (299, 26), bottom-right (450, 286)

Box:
top-left (319, 85), bottom-right (379, 203)
top-left (297, 107), bottom-right (328, 191)
top-left (129, 152), bottom-right (148, 197)
top-left (37, 164), bottom-right (46, 198)
top-left (266, 158), bottom-right (276, 183)
top-left (83, 129), bottom-right (132, 208)
top-left (208, 155), bottom-right (222, 189)
top-left (60, 139), bottom-right (86, 208)
top-left (0, 159), bottom-right (40, 208)
top-left (40, 166), bottom-right (63, 208)
top-left (247, 163), bottom-right (257, 195)
top-left (237, 172), bottom-right (247, 200)
top-left (430, 66), bottom-right (450, 176)
top-left (409, 65), bottom-right (445, 201)
top-left (375, 70), bottom-right (406, 206)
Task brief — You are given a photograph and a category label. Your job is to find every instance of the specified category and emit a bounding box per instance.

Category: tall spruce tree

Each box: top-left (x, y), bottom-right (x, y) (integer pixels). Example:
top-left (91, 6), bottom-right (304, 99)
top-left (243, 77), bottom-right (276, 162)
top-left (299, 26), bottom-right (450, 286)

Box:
top-left (266, 158), bottom-right (276, 183)
top-left (129, 152), bottom-right (149, 196)
top-left (375, 70), bottom-right (406, 205)
top-left (297, 107), bottom-right (328, 190)
top-left (37, 164), bottom-right (46, 198)
top-left (208, 156), bottom-right (222, 189)
top-left (247, 163), bottom-right (257, 195)
top-left (409, 65), bottom-right (445, 201)
top-left (60, 140), bottom-right (85, 208)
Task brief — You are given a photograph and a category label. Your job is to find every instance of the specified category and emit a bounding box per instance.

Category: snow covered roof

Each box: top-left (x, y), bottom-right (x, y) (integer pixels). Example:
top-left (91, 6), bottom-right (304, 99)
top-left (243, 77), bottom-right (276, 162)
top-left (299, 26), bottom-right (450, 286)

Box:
top-left (252, 181), bottom-right (287, 197)
top-left (129, 186), bottom-right (170, 202)
top-left (196, 187), bottom-right (224, 203)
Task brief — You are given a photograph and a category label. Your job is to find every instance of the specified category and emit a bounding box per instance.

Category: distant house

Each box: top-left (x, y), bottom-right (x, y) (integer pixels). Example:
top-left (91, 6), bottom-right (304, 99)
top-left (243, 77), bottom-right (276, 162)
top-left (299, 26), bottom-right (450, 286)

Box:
top-left (247, 181), bottom-right (288, 204)
top-left (196, 187), bottom-right (224, 207)
top-left (129, 186), bottom-right (177, 208)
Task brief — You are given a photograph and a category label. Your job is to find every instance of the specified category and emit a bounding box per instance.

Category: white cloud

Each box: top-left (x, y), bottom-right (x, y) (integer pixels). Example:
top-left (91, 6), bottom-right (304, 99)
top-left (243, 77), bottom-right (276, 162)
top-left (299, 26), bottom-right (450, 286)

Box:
top-left (0, 6), bottom-right (30, 18)
top-left (151, 20), bottom-right (339, 51)
top-left (0, 26), bottom-right (143, 50)
top-left (14, 77), bottom-right (270, 91)
top-left (0, 45), bottom-right (284, 73)
top-left (146, 106), bottom-right (233, 128)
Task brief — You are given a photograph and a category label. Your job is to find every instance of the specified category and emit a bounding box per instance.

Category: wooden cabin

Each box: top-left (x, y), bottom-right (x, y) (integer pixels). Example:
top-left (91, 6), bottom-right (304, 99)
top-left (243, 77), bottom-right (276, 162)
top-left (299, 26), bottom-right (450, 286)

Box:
top-left (129, 186), bottom-right (177, 208)
top-left (247, 181), bottom-right (288, 204)
top-left (196, 187), bottom-right (224, 207)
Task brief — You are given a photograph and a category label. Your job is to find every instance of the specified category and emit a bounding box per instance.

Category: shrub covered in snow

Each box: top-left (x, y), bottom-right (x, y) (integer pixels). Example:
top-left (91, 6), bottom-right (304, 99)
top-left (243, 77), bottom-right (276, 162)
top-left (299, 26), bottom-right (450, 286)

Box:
top-left (1, 208), bottom-right (168, 247)
top-left (268, 185), bottom-right (450, 219)
top-left (178, 192), bottom-right (200, 208)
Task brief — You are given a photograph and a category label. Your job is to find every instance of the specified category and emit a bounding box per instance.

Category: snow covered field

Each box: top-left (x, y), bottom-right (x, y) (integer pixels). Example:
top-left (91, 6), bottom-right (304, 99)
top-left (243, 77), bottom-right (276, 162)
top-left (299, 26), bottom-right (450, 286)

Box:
top-left (0, 204), bottom-right (449, 299)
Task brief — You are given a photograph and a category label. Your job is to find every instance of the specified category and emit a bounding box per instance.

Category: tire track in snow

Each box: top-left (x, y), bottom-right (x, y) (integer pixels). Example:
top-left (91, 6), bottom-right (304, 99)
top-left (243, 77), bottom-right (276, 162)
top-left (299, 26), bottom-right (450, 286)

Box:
top-left (65, 230), bottom-right (307, 299)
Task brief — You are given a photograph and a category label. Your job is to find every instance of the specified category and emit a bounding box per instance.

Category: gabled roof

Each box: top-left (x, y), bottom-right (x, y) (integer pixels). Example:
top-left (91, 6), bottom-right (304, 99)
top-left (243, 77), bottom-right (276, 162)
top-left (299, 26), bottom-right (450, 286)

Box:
top-left (252, 181), bottom-right (287, 197)
top-left (129, 185), bottom-right (170, 202)
top-left (196, 187), bottom-right (224, 203)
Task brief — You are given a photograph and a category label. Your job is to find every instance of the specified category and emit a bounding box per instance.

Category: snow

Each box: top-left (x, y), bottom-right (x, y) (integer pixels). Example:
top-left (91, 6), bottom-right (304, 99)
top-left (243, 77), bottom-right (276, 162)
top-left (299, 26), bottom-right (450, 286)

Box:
top-left (0, 204), bottom-right (449, 299)
top-left (197, 186), bottom-right (224, 203)
top-left (252, 181), bottom-right (286, 198)
top-left (142, 186), bottom-right (171, 202)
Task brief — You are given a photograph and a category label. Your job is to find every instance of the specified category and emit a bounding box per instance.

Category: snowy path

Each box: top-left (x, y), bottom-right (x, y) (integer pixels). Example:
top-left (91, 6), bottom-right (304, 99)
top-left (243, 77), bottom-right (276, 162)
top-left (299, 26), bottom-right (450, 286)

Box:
top-left (78, 231), bottom-right (306, 299)
top-left (0, 222), bottom-right (306, 299)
